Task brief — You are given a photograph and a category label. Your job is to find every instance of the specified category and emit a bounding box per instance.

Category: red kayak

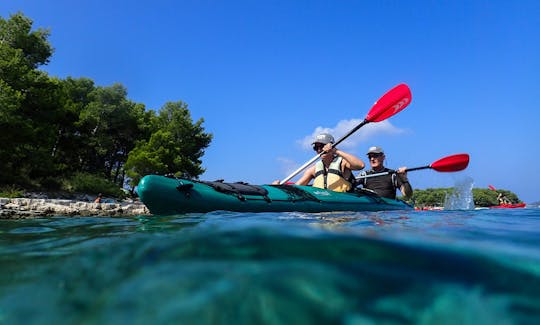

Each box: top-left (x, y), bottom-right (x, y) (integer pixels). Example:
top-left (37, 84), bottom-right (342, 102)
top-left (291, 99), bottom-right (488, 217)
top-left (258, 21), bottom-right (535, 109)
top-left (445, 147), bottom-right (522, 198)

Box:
top-left (489, 203), bottom-right (526, 209)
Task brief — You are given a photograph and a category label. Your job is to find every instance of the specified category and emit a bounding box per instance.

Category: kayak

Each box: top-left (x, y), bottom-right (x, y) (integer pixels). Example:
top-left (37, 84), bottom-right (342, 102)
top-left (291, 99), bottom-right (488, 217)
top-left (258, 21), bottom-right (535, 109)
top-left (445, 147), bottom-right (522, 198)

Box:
top-left (489, 203), bottom-right (526, 209)
top-left (137, 175), bottom-right (413, 215)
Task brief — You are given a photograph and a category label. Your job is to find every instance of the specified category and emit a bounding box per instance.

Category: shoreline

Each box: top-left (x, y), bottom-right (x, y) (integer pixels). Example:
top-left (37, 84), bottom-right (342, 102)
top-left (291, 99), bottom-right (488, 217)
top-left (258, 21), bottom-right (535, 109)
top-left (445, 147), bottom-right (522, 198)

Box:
top-left (0, 197), bottom-right (150, 219)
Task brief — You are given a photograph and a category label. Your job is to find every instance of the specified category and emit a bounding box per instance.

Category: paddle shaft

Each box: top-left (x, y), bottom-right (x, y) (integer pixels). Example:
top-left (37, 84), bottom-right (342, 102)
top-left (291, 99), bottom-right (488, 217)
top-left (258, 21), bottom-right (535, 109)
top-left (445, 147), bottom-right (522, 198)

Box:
top-left (405, 165), bottom-right (431, 172)
top-left (355, 165), bottom-right (429, 180)
top-left (355, 153), bottom-right (470, 180)
top-left (280, 119), bottom-right (369, 184)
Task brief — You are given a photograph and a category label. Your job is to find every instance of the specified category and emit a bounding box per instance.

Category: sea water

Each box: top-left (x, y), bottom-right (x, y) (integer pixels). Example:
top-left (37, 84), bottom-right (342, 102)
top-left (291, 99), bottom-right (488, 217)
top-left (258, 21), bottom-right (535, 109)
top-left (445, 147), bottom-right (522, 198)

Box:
top-left (1, 208), bottom-right (539, 324)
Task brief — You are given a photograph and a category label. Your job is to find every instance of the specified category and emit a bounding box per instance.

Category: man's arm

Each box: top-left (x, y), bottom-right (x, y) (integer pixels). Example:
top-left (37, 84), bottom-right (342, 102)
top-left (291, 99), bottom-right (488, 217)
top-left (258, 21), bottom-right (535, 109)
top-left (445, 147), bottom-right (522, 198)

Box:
top-left (396, 167), bottom-right (413, 199)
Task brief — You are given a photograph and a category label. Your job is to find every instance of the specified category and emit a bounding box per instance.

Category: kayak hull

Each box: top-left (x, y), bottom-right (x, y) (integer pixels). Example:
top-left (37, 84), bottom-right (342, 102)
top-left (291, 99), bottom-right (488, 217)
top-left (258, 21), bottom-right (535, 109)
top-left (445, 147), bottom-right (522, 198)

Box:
top-left (137, 175), bottom-right (412, 215)
top-left (489, 203), bottom-right (526, 209)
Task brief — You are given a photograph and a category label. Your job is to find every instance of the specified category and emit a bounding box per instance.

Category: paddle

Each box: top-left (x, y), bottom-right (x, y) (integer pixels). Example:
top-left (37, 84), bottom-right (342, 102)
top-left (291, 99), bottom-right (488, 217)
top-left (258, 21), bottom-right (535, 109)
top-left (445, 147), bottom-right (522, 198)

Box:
top-left (356, 153), bottom-right (470, 180)
top-left (279, 83), bottom-right (412, 184)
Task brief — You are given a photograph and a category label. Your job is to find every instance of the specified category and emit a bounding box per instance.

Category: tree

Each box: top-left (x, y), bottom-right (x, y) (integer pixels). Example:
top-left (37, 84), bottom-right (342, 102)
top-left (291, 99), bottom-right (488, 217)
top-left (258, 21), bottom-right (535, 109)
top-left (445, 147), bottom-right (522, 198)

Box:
top-left (51, 79), bottom-right (150, 187)
top-left (76, 83), bottom-right (144, 180)
top-left (51, 77), bottom-right (96, 174)
top-left (1, 12), bottom-right (213, 196)
top-left (412, 188), bottom-right (454, 207)
top-left (413, 187), bottom-right (522, 208)
top-left (473, 188), bottom-right (520, 206)
top-left (0, 12), bottom-right (59, 185)
top-left (0, 12), bottom-right (52, 69)
top-left (125, 101), bottom-right (213, 187)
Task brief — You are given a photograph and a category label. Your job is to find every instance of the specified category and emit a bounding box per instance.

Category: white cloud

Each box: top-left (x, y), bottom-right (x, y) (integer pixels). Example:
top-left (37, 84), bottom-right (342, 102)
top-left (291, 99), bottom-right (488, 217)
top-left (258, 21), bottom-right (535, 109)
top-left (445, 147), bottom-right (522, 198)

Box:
top-left (297, 118), bottom-right (406, 150)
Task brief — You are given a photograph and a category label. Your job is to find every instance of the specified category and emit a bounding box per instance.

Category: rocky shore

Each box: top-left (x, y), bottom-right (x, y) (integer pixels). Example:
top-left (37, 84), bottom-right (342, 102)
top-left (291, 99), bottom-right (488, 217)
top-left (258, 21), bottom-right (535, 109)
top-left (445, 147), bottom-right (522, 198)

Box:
top-left (0, 197), bottom-right (150, 219)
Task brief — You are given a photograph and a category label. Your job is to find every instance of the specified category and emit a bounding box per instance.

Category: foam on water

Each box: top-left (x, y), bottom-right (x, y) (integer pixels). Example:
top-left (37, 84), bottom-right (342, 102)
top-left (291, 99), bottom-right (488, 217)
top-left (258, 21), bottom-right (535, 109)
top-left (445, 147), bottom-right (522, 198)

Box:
top-left (444, 176), bottom-right (475, 210)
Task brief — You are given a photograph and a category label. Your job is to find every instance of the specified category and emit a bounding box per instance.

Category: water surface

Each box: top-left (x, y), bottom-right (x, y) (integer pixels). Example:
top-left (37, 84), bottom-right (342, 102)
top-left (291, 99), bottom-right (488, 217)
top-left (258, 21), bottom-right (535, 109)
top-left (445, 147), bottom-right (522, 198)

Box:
top-left (1, 208), bottom-right (539, 324)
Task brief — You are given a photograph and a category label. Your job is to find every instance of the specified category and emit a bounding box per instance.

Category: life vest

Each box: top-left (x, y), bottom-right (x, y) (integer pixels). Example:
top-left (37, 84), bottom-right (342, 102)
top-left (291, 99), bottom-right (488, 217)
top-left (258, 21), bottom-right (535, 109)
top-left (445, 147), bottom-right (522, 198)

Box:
top-left (357, 168), bottom-right (399, 199)
top-left (313, 156), bottom-right (352, 192)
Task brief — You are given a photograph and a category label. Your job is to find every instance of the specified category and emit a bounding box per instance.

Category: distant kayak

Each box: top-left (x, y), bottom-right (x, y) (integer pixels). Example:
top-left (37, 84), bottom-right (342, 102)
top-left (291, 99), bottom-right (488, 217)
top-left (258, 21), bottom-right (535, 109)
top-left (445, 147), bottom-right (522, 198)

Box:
top-left (137, 175), bottom-right (412, 215)
top-left (414, 206), bottom-right (444, 211)
top-left (489, 203), bottom-right (526, 209)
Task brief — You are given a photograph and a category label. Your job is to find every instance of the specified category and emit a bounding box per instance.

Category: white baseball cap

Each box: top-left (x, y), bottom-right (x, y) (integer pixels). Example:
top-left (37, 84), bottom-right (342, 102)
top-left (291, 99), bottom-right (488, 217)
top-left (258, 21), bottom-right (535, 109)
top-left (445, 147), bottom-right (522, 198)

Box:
top-left (367, 146), bottom-right (384, 155)
top-left (312, 133), bottom-right (335, 145)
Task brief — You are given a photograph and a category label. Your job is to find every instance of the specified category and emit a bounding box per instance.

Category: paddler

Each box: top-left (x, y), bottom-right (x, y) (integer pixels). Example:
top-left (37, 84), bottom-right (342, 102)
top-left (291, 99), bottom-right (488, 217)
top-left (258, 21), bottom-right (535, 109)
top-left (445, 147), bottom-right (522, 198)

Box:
top-left (294, 133), bottom-right (365, 192)
top-left (497, 192), bottom-right (511, 205)
top-left (356, 146), bottom-right (413, 200)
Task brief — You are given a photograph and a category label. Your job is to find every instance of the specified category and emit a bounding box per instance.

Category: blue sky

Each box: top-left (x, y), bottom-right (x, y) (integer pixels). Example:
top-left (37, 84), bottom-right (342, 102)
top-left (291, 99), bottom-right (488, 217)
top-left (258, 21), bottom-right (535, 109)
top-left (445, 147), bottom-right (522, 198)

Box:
top-left (2, 1), bottom-right (539, 202)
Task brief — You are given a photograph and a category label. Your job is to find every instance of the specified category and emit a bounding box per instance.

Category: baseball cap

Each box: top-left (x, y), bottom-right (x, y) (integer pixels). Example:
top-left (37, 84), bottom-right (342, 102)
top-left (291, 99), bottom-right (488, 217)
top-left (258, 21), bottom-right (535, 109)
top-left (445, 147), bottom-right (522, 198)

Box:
top-left (312, 133), bottom-right (335, 145)
top-left (367, 146), bottom-right (384, 155)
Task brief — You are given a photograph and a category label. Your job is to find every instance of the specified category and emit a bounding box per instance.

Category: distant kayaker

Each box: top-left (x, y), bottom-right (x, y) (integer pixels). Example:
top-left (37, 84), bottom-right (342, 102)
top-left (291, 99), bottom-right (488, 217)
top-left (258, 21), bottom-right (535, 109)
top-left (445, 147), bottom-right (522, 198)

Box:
top-left (293, 133), bottom-right (365, 192)
top-left (497, 193), bottom-right (511, 205)
top-left (356, 146), bottom-right (413, 200)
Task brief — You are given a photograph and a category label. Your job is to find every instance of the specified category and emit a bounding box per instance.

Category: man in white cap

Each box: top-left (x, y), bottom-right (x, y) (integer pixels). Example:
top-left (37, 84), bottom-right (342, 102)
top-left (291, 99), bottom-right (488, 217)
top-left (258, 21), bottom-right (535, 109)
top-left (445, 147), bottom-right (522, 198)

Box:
top-left (295, 133), bottom-right (365, 192)
top-left (357, 146), bottom-right (413, 199)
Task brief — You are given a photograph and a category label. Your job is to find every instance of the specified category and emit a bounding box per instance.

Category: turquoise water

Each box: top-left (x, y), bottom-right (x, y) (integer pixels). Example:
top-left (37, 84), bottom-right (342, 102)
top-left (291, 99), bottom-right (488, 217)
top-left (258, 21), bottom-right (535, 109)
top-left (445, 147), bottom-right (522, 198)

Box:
top-left (1, 208), bottom-right (539, 324)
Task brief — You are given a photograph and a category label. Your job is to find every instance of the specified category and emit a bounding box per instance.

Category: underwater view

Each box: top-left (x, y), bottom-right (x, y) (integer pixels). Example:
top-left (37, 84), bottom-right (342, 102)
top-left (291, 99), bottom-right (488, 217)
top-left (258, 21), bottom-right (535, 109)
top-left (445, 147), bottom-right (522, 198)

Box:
top-left (1, 208), bottom-right (539, 324)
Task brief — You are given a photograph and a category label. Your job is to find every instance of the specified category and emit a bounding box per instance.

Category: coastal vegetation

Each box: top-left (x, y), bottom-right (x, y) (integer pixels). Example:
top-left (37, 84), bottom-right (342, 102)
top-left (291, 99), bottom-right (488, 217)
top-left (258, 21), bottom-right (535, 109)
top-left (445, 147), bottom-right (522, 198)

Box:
top-left (1, 12), bottom-right (212, 197)
top-left (411, 187), bottom-right (521, 208)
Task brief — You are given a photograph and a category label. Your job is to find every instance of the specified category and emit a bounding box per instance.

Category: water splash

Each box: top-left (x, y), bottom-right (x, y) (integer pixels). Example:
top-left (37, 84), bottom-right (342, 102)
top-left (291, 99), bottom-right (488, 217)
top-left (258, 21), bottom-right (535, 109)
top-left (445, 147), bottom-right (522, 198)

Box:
top-left (444, 176), bottom-right (475, 210)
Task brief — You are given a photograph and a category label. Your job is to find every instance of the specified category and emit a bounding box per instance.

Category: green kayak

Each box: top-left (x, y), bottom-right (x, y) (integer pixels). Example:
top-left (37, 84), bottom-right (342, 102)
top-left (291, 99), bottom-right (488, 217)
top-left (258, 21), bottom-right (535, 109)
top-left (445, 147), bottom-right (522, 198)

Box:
top-left (137, 175), bottom-right (412, 215)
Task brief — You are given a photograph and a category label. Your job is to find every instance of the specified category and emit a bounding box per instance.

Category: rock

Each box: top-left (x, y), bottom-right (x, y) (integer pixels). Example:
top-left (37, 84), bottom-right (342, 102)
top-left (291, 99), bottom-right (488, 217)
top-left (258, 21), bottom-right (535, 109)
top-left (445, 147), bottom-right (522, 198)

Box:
top-left (0, 197), bottom-right (151, 219)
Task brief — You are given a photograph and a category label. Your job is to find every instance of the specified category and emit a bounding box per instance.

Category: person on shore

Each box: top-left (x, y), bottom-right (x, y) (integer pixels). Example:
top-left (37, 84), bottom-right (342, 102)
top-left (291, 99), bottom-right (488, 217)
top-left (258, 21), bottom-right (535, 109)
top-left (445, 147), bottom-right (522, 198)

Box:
top-left (356, 146), bottom-right (413, 200)
top-left (94, 193), bottom-right (103, 203)
top-left (293, 133), bottom-right (365, 192)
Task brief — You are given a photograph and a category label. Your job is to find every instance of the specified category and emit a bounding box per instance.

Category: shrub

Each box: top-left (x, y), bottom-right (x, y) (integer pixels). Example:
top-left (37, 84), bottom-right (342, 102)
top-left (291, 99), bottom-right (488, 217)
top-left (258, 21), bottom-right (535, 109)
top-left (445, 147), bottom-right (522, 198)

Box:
top-left (40, 176), bottom-right (62, 190)
top-left (63, 173), bottom-right (125, 199)
top-left (0, 185), bottom-right (25, 198)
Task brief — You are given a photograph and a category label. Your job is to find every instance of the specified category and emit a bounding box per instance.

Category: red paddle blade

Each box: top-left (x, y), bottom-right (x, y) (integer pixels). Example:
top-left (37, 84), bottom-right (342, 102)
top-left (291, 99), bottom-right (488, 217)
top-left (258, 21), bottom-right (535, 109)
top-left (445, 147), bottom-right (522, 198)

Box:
top-left (430, 153), bottom-right (470, 172)
top-left (365, 83), bottom-right (412, 122)
top-left (488, 185), bottom-right (497, 191)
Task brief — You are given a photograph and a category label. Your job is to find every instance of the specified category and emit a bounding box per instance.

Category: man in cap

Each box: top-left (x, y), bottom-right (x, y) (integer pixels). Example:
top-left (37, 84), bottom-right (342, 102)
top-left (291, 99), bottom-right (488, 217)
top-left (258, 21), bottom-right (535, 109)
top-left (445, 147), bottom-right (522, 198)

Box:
top-left (356, 146), bottom-right (413, 199)
top-left (295, 133), bottom-right (365, 192)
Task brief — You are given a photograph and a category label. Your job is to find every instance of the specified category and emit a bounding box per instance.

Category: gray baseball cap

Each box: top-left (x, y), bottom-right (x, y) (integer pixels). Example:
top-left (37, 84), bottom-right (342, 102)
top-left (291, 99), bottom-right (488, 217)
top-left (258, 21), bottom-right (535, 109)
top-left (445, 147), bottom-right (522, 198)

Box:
top-left (367, 146), bottom-right (384, 154)
top-left (312, 133), bottom-right (335, 144)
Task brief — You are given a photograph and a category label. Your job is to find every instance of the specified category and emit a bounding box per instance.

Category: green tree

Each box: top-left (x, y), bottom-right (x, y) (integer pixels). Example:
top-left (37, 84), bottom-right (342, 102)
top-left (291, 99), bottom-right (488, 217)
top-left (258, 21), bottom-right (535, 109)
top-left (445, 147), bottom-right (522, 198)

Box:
top-left (76, 83), bottom-right (145, 182)
top-left (412, 187), bottom-right (522, 208)
top-left (472, 189), bottom-right (497, 207)
top-left (51, 77), bottom-right (96, 174)
top-left (0, 12), bottom-right (52, 68)
top-left (125, 101), bottom-right (213, 186)
top-left (0, 12), bottom-right (60, 185)
top-left (412, 188), bottom-right (456, 207)
top-left (1, 12), bottom-right (213, 197)
top-left (473, 188), bottom-right (520, 206)
top-left (53, 78), bottom-right (149, 188)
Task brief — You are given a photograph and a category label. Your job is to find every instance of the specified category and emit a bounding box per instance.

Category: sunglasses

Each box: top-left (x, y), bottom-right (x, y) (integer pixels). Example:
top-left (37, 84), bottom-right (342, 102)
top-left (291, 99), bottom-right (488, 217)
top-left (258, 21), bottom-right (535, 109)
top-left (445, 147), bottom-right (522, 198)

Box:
top-left (368, 153), bottom-right (383, 159)
top-left (313, 143), bottom-right (325, 152)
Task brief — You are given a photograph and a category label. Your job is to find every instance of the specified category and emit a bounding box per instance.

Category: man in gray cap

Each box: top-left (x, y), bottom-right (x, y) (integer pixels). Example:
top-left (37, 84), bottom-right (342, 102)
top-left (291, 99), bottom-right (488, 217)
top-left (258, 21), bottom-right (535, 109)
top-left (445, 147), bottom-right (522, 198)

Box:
top-left (356, 146), bottom-right (413, 199)
top-left (294, 133), bottom-right (365, 192)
